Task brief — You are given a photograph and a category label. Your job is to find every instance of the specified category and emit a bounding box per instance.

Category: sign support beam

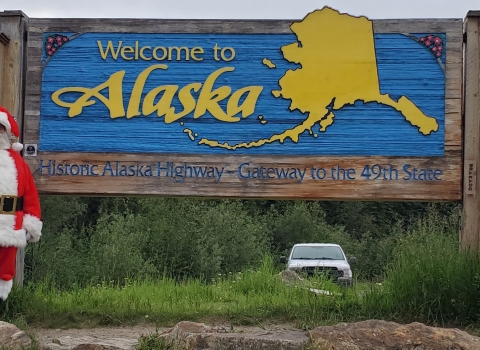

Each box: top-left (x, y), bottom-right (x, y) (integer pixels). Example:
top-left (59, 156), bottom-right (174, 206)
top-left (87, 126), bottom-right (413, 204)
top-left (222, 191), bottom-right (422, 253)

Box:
top-left (0, 10), bottom-right (29, 287)
top-left (462, 11), bottom-right (480, 251)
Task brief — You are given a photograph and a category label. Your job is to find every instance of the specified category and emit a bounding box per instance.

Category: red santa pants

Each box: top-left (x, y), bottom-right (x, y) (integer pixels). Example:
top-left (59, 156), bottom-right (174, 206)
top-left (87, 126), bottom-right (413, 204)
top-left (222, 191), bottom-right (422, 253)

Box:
top-left (0, 246), bottom-right (17, 281)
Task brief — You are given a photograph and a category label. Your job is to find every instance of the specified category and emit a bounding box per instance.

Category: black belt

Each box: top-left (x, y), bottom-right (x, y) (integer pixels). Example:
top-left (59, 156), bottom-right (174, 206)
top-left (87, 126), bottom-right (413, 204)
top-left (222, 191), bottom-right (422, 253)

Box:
top-left (0, 196), bottom-right (23, 214)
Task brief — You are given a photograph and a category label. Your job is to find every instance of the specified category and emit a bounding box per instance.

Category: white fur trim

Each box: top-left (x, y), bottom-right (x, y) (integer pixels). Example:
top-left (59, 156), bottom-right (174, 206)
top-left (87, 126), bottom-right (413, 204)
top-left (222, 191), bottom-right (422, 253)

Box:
top-left (0, 149), bottom-right (25, 247)
top-left (23, 214), bottom-right (42, 243)
top-left (0, 150), bottom-right (17, 194)
top-left (12, 142), bottom-right (23, 152)
top-left (0, 279), bottom-right (13, 301)
top-left (0, 224), bottom-right (27, 248)
top-left (0, 112), bottom-right (10, 134)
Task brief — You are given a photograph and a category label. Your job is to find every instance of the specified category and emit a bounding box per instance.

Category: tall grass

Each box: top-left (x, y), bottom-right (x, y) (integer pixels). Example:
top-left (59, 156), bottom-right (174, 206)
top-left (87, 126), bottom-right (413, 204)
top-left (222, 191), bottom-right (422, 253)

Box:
top-left (3, 239), bottom-right (480, 330)
top-left (2, 256), bottom-right (365, 329)
top-left (361, 209), bottom-right (480, 326)
top-left (4, 205), bottom-right (480, 330)
top-left (376, 237), bottom-right (480, 324)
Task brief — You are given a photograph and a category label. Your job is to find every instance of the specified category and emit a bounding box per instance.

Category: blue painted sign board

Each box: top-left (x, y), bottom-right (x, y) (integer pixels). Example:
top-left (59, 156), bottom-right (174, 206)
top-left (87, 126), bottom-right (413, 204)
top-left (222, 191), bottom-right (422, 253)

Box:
top-left (40, 31), bottom-right (445, 156)
top-left (23, 8), bottom-right (463, 200)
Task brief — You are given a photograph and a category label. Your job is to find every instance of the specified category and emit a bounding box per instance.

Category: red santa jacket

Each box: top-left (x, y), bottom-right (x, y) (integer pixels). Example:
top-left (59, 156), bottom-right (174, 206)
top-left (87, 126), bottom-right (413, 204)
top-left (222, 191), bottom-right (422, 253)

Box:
top-left (0, 148), bottom-right (42, 248)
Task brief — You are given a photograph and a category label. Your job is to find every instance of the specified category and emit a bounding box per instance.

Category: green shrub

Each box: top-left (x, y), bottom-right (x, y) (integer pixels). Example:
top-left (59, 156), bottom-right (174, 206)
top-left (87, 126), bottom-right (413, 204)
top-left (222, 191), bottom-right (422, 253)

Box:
top-left (378, 209), bottom-right (480, 325)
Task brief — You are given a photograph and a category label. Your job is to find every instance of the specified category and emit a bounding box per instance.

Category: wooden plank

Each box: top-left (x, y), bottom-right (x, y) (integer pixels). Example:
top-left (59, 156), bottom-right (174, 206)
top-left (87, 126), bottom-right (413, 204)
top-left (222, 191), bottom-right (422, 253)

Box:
top-left (27, 151), bottom-right (462, 200)
top-left (467, 11), bottom-right (480, 17)
top-left (0, 32), bottom-right (6, 104)
top-left (445, 110), bottom-right (462, 146)
top-left (23, 15), bottom-right (463, 202)
top-left (0, 11), bottom-right (29, 288)
top-left (26, 18), bottom-right (463, 34)
top-left (462, 16), bottom-right (480, 250)
top-left (0, 11), bottom-right (28, 123)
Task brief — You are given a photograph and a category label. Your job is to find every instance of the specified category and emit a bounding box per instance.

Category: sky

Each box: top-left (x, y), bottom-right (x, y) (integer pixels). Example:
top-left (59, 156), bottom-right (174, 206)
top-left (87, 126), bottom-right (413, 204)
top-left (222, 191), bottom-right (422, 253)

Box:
top-left (2, 0), bottom-right (479, 20)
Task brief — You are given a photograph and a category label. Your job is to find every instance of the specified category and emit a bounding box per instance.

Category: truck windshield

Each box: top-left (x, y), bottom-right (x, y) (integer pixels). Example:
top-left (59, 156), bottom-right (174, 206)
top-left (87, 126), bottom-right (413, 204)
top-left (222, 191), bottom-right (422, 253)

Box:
top-left (291, 246), bottom-right (345, 260)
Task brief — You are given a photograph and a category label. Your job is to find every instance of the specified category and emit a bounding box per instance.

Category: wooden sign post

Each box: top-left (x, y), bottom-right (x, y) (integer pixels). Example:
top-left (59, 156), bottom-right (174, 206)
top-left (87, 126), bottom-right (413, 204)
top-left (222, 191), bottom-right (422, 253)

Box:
top-left (462, 11), bottom-right (480, 251)
top-left (0, 10), bottom-right (29, 286)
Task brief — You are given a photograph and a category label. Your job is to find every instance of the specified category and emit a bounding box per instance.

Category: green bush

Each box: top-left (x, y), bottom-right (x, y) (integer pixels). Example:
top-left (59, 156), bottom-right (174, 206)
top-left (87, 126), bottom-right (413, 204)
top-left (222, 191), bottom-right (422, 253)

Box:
top-left (377, 208), bottom-right (480, 325)
top-left (26, 197), bottom-right (463, 291)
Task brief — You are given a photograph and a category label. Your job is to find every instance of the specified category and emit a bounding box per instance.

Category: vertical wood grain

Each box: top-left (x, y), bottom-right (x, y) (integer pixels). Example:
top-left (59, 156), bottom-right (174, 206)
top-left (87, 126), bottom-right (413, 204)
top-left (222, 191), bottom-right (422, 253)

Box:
top-left (0, 10), bottom-right (29, 287)
top-left (462, 14), bottom-right (480, 251)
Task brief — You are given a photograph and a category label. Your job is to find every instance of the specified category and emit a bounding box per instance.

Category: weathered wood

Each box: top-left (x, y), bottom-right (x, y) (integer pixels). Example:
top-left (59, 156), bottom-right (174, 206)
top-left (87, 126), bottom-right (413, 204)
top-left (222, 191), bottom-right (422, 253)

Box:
top-left (462, 16), bottom-right (480, 250)
top-left (0, 32), bottom-right (6, 104)
top-left (0, 10), bottom-right (29, 288)
top-left (30, 151), bottom-right (462, 200)
top-left (467, 11), bottom-right (480, 17)
top-left (26, 17), bottom-right (463, 34)
top-left (23, 15), bottom-right (463, 202)
top-left (0, 11), bottom-right (28, 122)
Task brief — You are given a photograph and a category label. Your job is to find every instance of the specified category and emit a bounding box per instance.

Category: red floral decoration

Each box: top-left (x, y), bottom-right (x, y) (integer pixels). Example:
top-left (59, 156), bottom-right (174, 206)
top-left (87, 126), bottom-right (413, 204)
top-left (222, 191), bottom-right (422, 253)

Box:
top-left (418, 35), bottom-right (444, 58)
top-left (45, 34), bottom-right (69, 57)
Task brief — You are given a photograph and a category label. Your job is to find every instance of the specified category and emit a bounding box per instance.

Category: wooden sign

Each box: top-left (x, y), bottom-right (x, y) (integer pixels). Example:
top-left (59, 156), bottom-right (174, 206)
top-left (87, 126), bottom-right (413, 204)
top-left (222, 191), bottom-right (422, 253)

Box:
top-left (23, 7), bottom-right (463, 200)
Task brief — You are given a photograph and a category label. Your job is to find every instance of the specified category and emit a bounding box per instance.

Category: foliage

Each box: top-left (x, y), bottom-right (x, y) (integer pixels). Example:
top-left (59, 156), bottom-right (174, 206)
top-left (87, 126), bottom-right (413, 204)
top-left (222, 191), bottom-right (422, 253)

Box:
top-left (24, 197), bottom-right (462, 288)
top-left (8, 196), bottom-right (477, 328)
top-left (372, 207), bottom-right (480, 325)
top-left (0, 255), bottom-right (362, 328)
top-left (3, 210), bottom-right (480, 330)
top-left (137, 331), bottom-right (172, 350)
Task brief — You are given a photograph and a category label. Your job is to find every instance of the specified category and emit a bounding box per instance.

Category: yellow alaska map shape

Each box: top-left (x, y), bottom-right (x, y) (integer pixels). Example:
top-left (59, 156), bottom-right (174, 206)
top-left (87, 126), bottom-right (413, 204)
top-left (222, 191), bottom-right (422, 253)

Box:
top-left (199, 7), bottom-right (438, 150)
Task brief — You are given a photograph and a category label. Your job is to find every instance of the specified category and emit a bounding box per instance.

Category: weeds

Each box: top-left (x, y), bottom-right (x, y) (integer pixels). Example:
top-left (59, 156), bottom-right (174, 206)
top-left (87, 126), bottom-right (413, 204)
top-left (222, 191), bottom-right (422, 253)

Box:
top-left (137, 330), bottom-right (172, 350)
top-left (2, 204), bottom-right (479, 331)
top-left (5, 232), bottom-right (480, 331)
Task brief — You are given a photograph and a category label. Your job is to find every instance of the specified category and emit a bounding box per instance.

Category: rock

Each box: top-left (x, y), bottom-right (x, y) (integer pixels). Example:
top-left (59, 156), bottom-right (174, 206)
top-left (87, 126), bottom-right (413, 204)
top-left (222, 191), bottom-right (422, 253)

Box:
top-left (160, 321), bottom-right (309, 350)
top-left (0, 321), bottom-right (32, 349)
top-left (33, 320), bottom-right (480, 350)
top-left (308, 320), bottom-right (480, 350)
top-left (40, 335), bottom-right (139, 350)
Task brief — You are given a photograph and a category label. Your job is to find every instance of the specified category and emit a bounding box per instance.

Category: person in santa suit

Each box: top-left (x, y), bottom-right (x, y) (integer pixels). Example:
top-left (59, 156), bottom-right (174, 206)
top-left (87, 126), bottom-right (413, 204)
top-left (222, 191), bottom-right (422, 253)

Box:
top-left (0, 106), bottom-right (42, 301)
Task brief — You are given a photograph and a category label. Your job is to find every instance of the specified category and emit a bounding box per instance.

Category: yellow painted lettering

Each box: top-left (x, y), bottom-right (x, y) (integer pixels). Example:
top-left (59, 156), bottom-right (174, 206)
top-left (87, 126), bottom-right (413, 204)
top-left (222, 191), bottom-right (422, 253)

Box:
top-left (153, 47), bottom-right (167, 60)
top-left (97, 41), bottom-right (123, 60)
top-left (121, 46), bottom-right (135, 60)
top-left (194, 67), bottom-right (235, 122)
top-left (126, 64), bottom-right (168, 118)
top-left (165, 83), bottom-right (202, 123)
top-left (140, 46), bottom-right (152, 60)
top-left (51, 71), bottom-right (126, 118)
top-left (220, 47), bottom-right (235, 61)
top-left (135, 41), bottom-right (139, 60)
top-left (168, 47), bottom-right (190, 61)
top-left (143, 85), bottom-right (178, 118)
top-left (191, 47), bottom-right (204, 61)
top-left (227, 86), bottom-right (263, 118)
top-left (213, 43), bottom-right (220, 61)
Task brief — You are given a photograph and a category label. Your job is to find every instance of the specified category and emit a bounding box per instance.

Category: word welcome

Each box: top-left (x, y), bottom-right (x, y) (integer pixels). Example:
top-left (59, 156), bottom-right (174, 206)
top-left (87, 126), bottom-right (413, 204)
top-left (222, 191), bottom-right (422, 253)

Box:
top-left (51, 65), bottom-right (262, 123)
top-left (39, 160), bottom-right (444, 183)
top-left (97, 41), bottom-right (235, 62)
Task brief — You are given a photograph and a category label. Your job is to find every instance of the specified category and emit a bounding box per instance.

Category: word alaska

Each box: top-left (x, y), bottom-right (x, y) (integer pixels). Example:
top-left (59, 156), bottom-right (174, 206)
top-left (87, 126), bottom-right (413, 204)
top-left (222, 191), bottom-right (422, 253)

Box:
top-left (39, 160), bottom-right (225, 183)
top-left (51, 65), bottom-right (262, 123)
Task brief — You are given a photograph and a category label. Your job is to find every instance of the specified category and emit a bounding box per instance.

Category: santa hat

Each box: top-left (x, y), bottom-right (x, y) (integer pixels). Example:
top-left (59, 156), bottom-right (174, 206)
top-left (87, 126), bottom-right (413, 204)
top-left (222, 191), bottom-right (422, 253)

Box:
top-left (0, 106), bottom-right (23, 152)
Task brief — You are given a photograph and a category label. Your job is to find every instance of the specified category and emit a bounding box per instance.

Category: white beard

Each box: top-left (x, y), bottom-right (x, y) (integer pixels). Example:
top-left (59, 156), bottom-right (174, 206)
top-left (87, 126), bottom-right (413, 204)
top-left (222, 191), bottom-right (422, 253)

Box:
top-left (0, 132), bottom-right (11, 150)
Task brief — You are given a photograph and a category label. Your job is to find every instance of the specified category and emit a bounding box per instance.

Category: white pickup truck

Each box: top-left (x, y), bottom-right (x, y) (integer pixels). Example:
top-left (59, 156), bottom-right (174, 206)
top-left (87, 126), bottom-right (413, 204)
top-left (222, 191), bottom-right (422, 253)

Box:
top-left (280, 243), bottom-right (354, 286)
